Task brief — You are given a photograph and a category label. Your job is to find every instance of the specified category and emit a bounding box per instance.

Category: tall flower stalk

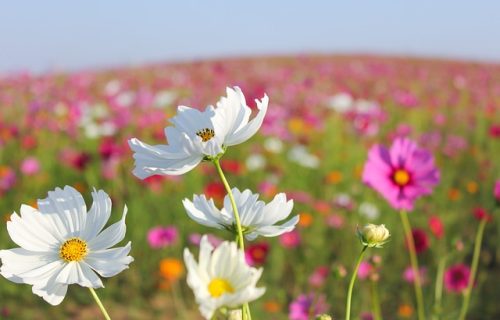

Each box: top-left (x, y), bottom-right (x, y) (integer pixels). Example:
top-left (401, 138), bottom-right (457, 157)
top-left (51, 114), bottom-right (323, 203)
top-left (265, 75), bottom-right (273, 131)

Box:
top-left (458, 218), bottom-right (487, 320)
top-left (346, 224), bottom-right (390, 320)
top-left (89, 287), bottom-right (112, 320)
top-left (345, 245), bottom-right (367, 320)
top-left (399, 210), bottom-right (425, 320)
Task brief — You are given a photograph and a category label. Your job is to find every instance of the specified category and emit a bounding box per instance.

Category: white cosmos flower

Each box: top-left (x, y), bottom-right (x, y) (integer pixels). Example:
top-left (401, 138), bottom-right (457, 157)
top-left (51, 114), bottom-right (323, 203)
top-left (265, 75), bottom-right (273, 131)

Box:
top-left (183, 188), bottom-right (298, 241)
top-left (0, 186), bottom-right (133, 305)
top-left (184, 235), bottom-right (265, 319)
top-left (128, 86), bottom-right (268, 178)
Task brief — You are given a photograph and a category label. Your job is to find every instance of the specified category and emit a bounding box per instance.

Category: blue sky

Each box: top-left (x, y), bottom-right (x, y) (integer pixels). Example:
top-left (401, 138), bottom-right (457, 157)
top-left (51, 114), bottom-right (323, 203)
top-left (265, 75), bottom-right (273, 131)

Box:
top-left (0, 1), bottom-right (498, 73)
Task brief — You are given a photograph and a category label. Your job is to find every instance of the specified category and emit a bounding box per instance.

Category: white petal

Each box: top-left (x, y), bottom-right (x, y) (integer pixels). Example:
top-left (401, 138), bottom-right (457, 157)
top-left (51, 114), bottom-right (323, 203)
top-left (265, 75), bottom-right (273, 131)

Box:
top-left (32, 274), bottom-right (68, 306)
top-left (88, 206), bottom-right (128, 251)
top-left (212, 87), bottom-right (251, 143)
top-left (37, 186), bottom-right (87, 238)
top-left (85, 242), bottom-right (133, 277)
top-left (128, 138), bottom-right (203, 178)
top-left (169, 105), bottom-right (215, 135)
top-left (80, 189), bottom-right (112, 241)
top-left (6, 212), bottom-right (58, 251)
top-left (183, 196), bottom-right (225, 229)
top-left (0, 249), bottom-right (58, 284)
top-left (249, 215), bottom-right (299, 239)
top-left (258, 194), bottom-right (294, 225)
top-left (224, 93), bottom-right (268, 146)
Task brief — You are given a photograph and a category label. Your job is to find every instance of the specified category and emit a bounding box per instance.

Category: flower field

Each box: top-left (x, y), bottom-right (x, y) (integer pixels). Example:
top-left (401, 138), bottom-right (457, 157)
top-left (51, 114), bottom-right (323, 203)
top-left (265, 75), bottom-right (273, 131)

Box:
top-left (0, 55), bottom-right (499, 319)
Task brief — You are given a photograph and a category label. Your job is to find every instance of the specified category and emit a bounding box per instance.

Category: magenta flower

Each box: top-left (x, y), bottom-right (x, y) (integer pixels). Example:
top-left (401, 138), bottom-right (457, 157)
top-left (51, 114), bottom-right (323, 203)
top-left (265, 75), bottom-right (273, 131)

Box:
top-left (494, 180), bottom-right (500, 202)
top-left (444, 264), bottom-right (471, 293)
top-left (245, 242), bottom-right (270, 266)
top-left (279, 229), bottom-right (301, 248)
top-left (147, 226), bottom-right (178, 249)
top-left (289, 293), bottom-right (329, 320)
top-left (403, 266), bottom-right (428, 285)
top-left (362, 137), bottom-right (440, 211)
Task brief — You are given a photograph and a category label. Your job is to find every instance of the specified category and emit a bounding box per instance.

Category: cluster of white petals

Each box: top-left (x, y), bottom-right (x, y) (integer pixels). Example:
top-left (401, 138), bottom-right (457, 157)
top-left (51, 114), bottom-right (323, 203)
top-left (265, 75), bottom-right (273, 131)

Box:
top-left (0, 186), bottom-right (133, 305)
top-left (183, 188), bottom-right (298, 240)
top-left (129, 87), bottom-right (268, 178)
top-left (184, 235), bottom-right (265, 319)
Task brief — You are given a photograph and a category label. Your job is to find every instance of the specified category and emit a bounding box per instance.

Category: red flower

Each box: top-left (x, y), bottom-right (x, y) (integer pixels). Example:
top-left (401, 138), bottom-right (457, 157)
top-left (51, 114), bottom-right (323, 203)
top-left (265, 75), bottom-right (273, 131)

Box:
top-left (473, 207), bottom-right (492, 223)
top-left (407, 228), bottom-right (429, 254)
top-left (245, 242), bottom-right (270, 266)
top-left (204, 181), bottom-right (226, 202)
top-left (428, 216), bottom-right (444, 239)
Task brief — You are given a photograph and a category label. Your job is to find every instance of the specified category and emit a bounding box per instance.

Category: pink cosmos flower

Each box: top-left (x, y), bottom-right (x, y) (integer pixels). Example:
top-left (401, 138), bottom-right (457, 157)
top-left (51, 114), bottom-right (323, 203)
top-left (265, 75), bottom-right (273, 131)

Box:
top-left (362, 137), bottom-right (440, 211)
top-left (279, 230), bottom-right (301, 248)
top-left (20, 157), bottom-right (40, 176)
top-left (357, 261), bottom-right (373, 280)
top-left (289, 293), bottom-right (329, 320)
top-left (147, 226), bottom-right (179, 249)
top-left (403, 266), bottom-right (428, 285)
top-left (444, 264), bottom-right (471, 293)
top-left (308, 266), bottom-right (329, 288)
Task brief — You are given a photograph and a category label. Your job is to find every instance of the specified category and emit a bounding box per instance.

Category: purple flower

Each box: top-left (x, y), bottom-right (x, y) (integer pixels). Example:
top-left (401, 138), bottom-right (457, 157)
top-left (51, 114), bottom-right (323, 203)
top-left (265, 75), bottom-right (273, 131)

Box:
top-left (362, 137), bottom-right (440, 211)
top-left (289, 293), bottom-right (329, 320)
top-left (147, 226), bottom-right (178, 248)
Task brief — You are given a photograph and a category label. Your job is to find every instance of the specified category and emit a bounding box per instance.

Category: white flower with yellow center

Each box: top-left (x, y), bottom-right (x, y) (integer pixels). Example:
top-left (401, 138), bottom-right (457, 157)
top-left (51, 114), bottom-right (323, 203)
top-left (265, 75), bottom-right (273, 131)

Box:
top-left (184, 235), bottom-right (265, 319)
top-left (128, 86), bottom-right (268, 178)
top-left (183, 188), bottom-right (298, 240)
top-left (0, 186), bottom-right (133, 305)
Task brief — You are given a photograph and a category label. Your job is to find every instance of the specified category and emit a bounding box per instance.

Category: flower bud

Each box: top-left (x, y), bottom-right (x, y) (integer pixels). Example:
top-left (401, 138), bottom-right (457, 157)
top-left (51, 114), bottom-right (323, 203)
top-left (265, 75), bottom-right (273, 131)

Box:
top-left (315, 314), bottom-right (333, 320)
top-left (357, 224), bottom-right (390, 248)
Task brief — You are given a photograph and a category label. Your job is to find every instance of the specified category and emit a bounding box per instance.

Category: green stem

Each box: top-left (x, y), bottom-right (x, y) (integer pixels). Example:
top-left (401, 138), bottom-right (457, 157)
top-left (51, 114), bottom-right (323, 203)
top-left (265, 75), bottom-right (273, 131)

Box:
top-left (370, 280), bottom-right (383, 320)
top-left (458, 219), bottom-right (487, 320)
top-left (88, 287), bottom-right (111, 320)
top-left (345, 245), bottom-right (368, 320)
top-left (213, 159), bottom-right (249, 320)
top-left (213, 159), bottom-right (245, 250)
top-left (432, 256), bottom-right (447, 320)
top-left (398, 210), bottom-right (425, 320)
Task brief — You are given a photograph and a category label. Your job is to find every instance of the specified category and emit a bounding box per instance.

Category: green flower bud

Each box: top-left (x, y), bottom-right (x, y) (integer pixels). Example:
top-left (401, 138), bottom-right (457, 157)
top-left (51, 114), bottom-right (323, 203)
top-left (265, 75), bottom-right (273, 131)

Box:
top-left (357, 224), bottom-right (390, 248)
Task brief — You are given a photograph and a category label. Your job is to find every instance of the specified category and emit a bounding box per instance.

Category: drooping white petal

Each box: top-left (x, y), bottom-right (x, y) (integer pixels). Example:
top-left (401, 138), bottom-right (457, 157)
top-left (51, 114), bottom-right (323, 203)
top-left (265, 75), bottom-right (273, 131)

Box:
top-left (212, 87), bottom-right (251, 143)
top-left (224, 93), bottom-right (268, 146)
top-left (88, 206), bottom-right (128, 251)
top-left (80, 189), bottom-right (112, 241)
top-left (183, 196), bottom-right (226, 229)
top-left (248, 215), bottom-right (300, 239)
top-left (85, 242), bottom-right (133, 277)
top-left (129, 137), bottom-right (203, 178)
top-left (32, 274), bottom-right (68, 306)
top-left (257, 194), bottom-right (294, 226)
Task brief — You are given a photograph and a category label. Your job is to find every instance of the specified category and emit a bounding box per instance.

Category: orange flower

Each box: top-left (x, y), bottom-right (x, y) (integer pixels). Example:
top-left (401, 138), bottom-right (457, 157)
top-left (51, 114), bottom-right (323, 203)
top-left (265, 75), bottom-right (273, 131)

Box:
top-left (263, 300), bottom-right (281, 313)
top-left (159, 258), bottom-right (184, 288)
top-left (466, 181), bottom-right (478, 194)
top-left (448, 188), bottom-right (461, 201)
top-left (326, 171), bottom-right (343, 184)
top-left (298, 212), bottom-right (313, 227)
top-left (288, 118), bottom-right (306, 135)
top-left (398, 303), bottom-right (413, 318)
top-left (73, 182), bottom-right (87, 193)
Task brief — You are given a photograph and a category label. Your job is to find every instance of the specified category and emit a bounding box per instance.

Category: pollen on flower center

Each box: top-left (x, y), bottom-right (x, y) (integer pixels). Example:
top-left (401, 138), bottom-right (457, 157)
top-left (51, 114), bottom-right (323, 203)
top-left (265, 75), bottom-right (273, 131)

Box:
top-left (196, 128), bottom-right (215, 142)
top-left (393, 169), bottom-right (411, 186)
top-left (208, 278), bottom-right (234, 298)
top-left (59, 238), bottom-right (88, 262)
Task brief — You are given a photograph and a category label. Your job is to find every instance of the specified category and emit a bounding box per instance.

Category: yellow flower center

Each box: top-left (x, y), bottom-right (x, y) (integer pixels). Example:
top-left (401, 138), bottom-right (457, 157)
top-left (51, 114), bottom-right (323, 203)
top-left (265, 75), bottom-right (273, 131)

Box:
top-left (59, 238), bottom-right (88, 262)
top-left (393, 169), bottom-right (410, 186)
top-left (196, 128), bottom-right (215, 142)
top-left (208, 278), bottom-right (235, 298)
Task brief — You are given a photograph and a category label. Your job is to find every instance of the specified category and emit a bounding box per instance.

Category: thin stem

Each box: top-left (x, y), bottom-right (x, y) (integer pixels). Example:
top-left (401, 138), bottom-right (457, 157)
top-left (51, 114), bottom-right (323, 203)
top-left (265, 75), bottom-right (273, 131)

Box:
top-left (432, 256), bottom-right (447, 320)
top-left (458, 219), bottom-right (487, 320)
top-left (213, 159), bottom-right (245, 250)
top-left (345, 245), bottom-right (368, 320)
top-left (213, 159), bottom-right (249, 320)
top-left (88, 287), bottom-right (111, 320)
top-left (370, 280), bottom-right (383, 320)
top-left (398, 210), bottom-right (425, 320)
